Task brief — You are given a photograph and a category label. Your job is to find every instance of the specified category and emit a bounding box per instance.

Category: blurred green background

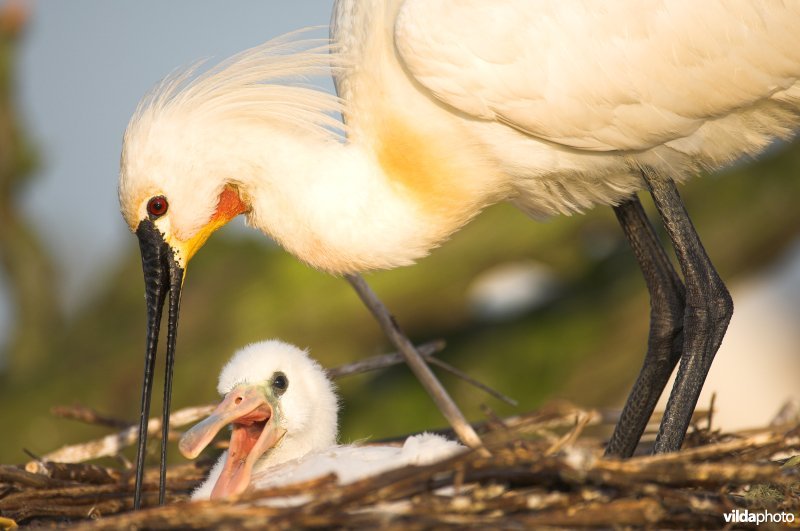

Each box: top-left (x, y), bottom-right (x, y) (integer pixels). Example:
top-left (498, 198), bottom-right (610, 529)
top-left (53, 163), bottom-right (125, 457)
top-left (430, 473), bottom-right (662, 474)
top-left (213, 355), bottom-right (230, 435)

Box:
top-left (1, 2), bottom-right (799, 466)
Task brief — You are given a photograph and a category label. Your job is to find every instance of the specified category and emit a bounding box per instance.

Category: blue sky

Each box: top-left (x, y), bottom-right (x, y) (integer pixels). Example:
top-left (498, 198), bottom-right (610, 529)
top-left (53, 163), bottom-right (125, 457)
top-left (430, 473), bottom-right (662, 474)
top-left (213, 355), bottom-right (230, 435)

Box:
top-left (1, 2), bottom-right (334, 344)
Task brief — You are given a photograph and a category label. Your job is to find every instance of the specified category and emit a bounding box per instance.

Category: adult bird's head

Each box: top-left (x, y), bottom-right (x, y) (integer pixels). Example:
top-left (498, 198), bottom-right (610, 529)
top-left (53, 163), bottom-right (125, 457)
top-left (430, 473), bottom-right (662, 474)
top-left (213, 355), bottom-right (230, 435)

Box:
top-left (119, 32), bottom-right (345, 322)
top-left (118, 74), bottom-right (255, 273)
top-left (117, 33), bottom-right (343, 506)
top-left (117, 102), bottom-right (250, 505)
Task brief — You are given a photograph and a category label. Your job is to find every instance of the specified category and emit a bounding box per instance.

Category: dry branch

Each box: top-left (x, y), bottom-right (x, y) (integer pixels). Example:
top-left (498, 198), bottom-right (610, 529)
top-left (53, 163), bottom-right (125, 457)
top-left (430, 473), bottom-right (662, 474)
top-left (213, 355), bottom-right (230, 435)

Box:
top-left (4, 381), bottom-right (798, 530)
top-left (1, 404), bottom-right (785, 530)
top-left (345, 274), bottom-right (486, 453)
top-left (23, 461), bottom-right (119, 484)
top-left (30, 405), bottom-right (215, 466)
top-left (325, 340), bottom-right (446, 379)
top-left (49, 405), bottom-right (131, 430)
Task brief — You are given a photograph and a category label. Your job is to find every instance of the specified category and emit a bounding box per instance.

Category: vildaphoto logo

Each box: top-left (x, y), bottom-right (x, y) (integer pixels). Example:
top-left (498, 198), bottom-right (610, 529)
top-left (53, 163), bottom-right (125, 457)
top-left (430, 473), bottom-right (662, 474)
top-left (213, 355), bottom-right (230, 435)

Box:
top-left (723, 509), bottom-right (796, 525)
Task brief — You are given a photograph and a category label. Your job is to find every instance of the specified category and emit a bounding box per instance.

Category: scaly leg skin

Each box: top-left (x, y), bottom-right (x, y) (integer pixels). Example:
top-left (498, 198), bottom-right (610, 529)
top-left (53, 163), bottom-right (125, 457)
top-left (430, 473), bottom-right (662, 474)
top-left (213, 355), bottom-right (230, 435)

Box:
top-left (642, 171), bottom-right (733, 454)
top-left (605, 195), bottom-right (686, 458)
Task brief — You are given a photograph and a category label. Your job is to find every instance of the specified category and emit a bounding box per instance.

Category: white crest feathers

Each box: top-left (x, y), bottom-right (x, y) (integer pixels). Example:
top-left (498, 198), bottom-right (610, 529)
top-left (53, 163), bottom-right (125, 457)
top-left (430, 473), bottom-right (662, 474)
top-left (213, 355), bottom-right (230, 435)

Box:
top-left (126, 28), bottom-right (347, 145)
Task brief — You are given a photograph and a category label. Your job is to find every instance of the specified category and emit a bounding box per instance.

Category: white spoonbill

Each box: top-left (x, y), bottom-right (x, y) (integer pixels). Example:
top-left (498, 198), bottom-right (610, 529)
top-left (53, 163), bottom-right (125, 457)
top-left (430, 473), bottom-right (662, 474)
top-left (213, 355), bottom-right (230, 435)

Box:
top-left (179, 340), bottom-right (464, 501)
top-left (118, 0), bottom-right (800, 506)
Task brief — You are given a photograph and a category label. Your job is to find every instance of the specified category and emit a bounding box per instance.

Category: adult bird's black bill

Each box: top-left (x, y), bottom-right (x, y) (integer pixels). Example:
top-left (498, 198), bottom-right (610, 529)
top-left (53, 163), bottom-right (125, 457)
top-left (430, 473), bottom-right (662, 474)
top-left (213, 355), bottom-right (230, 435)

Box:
top-left (134, 219), bottom-right (184, 509)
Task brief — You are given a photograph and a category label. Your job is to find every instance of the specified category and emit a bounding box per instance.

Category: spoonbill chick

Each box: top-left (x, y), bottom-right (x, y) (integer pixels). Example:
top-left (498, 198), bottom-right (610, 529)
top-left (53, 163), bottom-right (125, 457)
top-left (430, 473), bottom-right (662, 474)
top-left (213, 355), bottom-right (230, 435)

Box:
top-left (179, 340), bottom-right (464, 501)
top-left (119, 0), bottom-right (800, 504)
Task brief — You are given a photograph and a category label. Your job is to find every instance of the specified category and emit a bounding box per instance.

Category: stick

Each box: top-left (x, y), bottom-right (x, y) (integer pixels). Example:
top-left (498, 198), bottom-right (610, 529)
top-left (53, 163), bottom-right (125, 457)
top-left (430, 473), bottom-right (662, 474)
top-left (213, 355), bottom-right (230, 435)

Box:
top-left (325, 340), bottom-right (446, 379)
top-left (626, 429), bottom-right (796, 465)
top-left (426, 357), bottom-right (517, 407)
top-left (545, 412), bottom-right (594, 455)
top-left (345, 274), bottom-right (487, 454)
top-left (30, 406), bottom-right (215, 466)
top-left (0, 465), bottom-right (76, 489)
top-left (23, 461), bottom-right (120, 484)
top-left (11, 404), bottom-right (799, 528)
top-left (328, 340), bottom-right (516, 406)
top-left (50, 405), bottom-right (132, 430)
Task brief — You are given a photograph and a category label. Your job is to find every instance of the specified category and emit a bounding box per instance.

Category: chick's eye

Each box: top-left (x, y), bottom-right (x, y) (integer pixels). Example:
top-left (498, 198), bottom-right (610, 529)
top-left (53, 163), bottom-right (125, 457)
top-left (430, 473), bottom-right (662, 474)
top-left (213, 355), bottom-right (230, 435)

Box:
top-left (147, 196), bottom-right (169, 218)
top-left (272, 372), bottom-right (288, 394)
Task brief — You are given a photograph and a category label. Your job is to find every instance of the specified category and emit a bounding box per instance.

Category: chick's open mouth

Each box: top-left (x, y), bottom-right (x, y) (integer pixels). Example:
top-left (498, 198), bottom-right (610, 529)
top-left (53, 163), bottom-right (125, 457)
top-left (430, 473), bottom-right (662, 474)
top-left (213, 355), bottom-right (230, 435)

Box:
top-left (179, 387), bottom-right (287, 500)
top-left (226, 406), bottom-right (271, 469)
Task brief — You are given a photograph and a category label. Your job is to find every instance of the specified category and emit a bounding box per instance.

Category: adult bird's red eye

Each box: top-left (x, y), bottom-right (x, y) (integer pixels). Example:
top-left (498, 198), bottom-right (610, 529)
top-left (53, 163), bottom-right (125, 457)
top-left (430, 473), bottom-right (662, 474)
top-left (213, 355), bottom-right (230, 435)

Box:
top-left (147, 196), bottom-right (169, 218)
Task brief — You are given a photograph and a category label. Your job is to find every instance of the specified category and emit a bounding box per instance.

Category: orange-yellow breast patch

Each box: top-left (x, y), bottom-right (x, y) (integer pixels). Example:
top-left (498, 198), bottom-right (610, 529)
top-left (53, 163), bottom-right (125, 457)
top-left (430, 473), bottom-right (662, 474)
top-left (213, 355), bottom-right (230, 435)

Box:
top-left (376, 115), bottom-right (476, 223)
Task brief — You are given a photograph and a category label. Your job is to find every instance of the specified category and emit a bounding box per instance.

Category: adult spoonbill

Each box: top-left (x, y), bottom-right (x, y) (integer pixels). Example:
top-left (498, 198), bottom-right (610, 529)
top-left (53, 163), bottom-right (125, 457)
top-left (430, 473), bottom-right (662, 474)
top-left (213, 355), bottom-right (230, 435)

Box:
top-left (118, 0), bottom-right (800, 507)
top-left (179, 340), bottom-right (464, 501)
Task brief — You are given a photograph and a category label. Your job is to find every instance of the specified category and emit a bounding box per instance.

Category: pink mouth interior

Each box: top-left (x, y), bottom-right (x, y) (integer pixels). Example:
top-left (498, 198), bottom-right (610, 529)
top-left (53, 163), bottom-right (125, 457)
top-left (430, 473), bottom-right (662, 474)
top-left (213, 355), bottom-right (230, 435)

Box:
top-left (211, 406), bottom-right (271, 500)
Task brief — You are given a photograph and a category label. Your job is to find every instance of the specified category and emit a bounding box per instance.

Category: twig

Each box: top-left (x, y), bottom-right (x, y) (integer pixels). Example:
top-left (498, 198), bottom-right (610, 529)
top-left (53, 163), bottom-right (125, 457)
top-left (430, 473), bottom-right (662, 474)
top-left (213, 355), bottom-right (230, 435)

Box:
top-left (0, 465), bottom-right (76, 489)
top-left (630, 429), bottom-right (797, 465)
top-left (706, 392), bottom-right (716, 431)
top-left (5, 404), bottom-right (797, 529)
top-left (31, 406), bottom-right (215, 466)
top-left (479, 404), bottom-right (509, 432)
top-left (23, 462), bottom-right (120, 485)
top-left (587, 458), bottom-right (798, 488)
top-left (345, 273), bottom-right (487, 455)
top-left (326, 340), bottom-right (446, 379)
top-left (50, 405), bottom-right (130, 430)
top-left (545, 412), bottom-right (594, 455)
top-left (328, 340), bottom-right (516, 406)
top-left (426, 357), bottom-right (517, 407)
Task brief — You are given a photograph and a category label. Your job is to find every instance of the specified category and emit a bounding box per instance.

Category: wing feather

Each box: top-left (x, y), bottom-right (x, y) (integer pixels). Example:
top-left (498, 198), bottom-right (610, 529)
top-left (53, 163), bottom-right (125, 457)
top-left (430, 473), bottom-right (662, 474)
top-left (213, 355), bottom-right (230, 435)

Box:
top-left (395, 0), bottom-right (800, 151)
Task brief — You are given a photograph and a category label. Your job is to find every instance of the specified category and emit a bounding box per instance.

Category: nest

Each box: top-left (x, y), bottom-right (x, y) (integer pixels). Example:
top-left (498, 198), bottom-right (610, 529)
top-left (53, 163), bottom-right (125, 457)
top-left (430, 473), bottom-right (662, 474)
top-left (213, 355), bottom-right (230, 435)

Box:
top-left (1, 399), bottom-right (798, 530)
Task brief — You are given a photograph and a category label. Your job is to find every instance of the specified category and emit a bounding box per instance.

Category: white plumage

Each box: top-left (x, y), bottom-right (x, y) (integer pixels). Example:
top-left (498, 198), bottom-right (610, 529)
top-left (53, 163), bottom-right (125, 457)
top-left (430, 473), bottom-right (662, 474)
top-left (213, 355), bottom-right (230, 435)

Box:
top-left (181, 340), bottom-right (464, 501)
top-left (120, 3), bottom-right (800, 493)
top-left (393, 0), bottom-right (800, 152)
top-left (120, 1), bottom-right (800, 273)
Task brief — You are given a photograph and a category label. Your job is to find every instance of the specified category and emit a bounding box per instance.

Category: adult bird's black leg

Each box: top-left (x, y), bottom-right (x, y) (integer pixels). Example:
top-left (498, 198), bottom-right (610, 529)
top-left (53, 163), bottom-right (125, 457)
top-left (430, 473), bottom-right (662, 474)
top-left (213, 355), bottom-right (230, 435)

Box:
top-left (605, 196), bottom-right (686, 457)
top-left (642, 170), bottom-right (733, 454)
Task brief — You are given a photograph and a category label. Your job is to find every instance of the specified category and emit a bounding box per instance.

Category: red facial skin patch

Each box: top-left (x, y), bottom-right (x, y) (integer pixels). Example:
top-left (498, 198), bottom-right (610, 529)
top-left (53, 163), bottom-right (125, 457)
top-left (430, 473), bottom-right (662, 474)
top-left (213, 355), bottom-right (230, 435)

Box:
top-left (213, 186), bottom-right (248, 223)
